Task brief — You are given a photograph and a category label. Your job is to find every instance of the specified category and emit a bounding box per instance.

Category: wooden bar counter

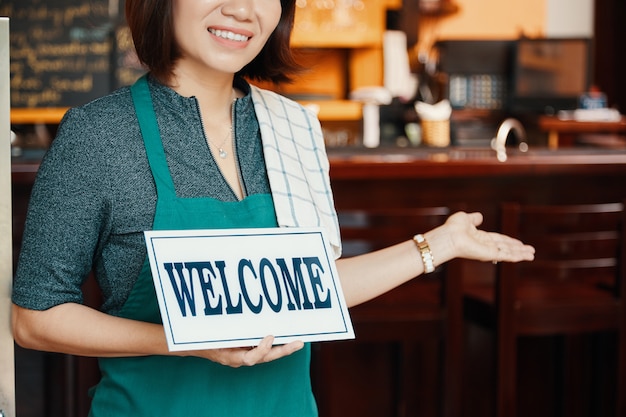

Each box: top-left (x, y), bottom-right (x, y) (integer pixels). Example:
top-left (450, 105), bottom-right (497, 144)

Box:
top-left (328, 146), bottom-right (626, 231)
top-left (11, 146), bottom-right (626, 417)
top-left (16, 145), bottom-right (626, 289)
top-left (325, 146), bottom-right (626, 417)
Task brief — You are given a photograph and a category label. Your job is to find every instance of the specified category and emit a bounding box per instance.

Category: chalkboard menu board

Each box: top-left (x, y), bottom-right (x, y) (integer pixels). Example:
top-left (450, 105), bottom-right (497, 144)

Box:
top-left (1, 0), bottom-right (144, 109)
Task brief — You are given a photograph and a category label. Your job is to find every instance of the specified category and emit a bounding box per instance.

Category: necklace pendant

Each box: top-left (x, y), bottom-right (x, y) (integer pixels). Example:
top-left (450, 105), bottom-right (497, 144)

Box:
top-left (218, 148), bottom-right (228, 159)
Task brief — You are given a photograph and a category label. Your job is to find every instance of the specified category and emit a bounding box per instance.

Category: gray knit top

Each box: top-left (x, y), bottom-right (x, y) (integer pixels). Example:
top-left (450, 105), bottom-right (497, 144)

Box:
top-left (12, 75), bottom-right (273, 315)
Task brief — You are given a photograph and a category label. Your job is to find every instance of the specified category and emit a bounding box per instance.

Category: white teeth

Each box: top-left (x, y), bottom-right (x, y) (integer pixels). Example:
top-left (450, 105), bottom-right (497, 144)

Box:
top-left (209, 28), bottom-right (249, 42)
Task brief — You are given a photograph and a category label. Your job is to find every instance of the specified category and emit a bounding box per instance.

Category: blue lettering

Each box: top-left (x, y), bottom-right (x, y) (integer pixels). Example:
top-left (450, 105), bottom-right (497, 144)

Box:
top-left (259, 258), bottom-right (282, 313)
top-left (238, 259), bottom-right (262, 314)
top-left (215, 260), bottom-right (242, 315)
top-left (163, 262), bottom-right (197, 317)
top-left (164, 256), bottom-right (332, 318)
top-left (276, 258), bottom-right (314, 311)
top-left (303, 257), bottom-right (331, 308)
top-left (185, 261), bottom-right (222, 316)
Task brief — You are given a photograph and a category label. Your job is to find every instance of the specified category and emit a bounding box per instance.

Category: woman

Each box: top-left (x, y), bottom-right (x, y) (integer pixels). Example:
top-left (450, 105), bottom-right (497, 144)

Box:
top-left (11, 0), bottom-right (535, 415)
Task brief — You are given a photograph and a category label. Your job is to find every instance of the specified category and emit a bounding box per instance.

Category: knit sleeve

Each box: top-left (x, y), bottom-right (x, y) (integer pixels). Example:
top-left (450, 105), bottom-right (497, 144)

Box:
top-left (12, 106), bottom-right (111, 311)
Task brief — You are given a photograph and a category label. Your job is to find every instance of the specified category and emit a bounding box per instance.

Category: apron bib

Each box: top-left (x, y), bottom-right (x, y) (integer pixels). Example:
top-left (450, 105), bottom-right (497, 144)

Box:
top-left (88, 75), bottom-right (317, 417)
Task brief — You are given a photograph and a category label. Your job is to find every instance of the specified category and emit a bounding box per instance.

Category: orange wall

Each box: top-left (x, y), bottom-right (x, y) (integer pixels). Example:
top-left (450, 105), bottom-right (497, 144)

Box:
top-left (416, 0), bottom-right (546, 55)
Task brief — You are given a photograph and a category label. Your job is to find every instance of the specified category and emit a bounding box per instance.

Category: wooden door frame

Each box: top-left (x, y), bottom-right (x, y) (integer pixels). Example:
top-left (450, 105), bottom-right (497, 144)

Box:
top-left (0, 16), bottom-right (16, 417)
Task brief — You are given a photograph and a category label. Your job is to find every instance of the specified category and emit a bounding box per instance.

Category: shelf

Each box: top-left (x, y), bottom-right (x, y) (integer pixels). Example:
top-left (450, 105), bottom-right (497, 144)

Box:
top-left (418, 0), bottom-right (459, 15)
top-left (291, 34), bottom-right (381, 49)
top-left (299, 100), bottom-right (363, 122)
top-left (10, 101), bottom-right (362, 126)
top-left (11, 108), bottom-right (68, 124)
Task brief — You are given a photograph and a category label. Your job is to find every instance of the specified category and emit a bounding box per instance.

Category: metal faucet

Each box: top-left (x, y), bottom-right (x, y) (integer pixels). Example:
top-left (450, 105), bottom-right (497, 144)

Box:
top-left (490, 118), bottom-right (529, 162)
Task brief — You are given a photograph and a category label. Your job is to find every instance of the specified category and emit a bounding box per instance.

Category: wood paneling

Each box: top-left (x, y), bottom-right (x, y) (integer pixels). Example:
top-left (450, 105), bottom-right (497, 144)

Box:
top-left (12, 148), bottom-right (626, 417)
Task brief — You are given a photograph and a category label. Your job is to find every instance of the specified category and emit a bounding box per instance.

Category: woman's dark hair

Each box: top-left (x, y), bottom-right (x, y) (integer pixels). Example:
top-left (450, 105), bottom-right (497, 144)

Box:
top-left (125, 0), bottom-right (302, 84)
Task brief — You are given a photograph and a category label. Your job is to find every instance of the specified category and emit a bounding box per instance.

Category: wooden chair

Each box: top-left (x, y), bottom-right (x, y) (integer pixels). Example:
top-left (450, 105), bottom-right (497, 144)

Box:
top-left (464, 201), bottom-right (626, 417)
top-left (312, 207), bottom-right (463, 417)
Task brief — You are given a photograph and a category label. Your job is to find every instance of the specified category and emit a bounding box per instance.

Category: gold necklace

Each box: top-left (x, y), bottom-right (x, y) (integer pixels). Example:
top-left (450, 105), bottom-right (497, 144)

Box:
top-left (207, 126), bottom-right (232, 159)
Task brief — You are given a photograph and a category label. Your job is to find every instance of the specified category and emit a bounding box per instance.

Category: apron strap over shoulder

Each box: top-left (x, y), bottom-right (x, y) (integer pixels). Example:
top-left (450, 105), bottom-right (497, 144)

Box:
top-left (131, 74), bottom-right (177, 198)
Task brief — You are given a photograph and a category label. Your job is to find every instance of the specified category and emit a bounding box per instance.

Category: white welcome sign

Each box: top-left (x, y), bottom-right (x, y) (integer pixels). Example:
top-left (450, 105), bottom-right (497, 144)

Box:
top-left (144, 227), bottom-right (354, 351)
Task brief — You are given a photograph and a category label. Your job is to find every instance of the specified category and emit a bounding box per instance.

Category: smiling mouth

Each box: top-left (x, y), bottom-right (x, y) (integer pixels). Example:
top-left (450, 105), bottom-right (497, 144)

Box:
top-left (208, 28), bottom-right (250, 42)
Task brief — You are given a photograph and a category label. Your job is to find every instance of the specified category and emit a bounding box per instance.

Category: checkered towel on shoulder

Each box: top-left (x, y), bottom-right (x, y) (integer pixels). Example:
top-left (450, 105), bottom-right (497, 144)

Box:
top-left (251, 86), bottom-right (342, 259)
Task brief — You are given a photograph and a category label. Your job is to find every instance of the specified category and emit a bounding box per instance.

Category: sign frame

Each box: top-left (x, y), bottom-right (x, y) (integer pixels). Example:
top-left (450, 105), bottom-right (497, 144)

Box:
top-left (144, 227), bottom-right (354, 351)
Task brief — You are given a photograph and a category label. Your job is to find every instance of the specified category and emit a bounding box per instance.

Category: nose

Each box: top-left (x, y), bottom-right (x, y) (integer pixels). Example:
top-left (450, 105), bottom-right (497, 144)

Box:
top-left (221, 0), bottom-right (254, 20)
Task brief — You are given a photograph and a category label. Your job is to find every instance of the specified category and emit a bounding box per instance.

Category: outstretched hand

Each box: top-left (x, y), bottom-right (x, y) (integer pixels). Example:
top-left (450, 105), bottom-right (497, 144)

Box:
top-left (437, 211), bottom-right (535, 264)
top-left (188, 336), bottom-right (304, 368)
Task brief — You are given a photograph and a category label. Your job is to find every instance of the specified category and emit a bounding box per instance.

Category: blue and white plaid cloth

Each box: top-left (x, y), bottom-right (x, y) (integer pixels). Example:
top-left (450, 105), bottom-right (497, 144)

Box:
top-left (251, 86), bottom-right (342, 259)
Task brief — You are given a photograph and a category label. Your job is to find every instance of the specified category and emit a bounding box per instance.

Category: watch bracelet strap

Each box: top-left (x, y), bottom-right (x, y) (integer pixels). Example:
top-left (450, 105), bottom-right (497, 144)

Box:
top-left (413, 234), bottom-right (435, 274)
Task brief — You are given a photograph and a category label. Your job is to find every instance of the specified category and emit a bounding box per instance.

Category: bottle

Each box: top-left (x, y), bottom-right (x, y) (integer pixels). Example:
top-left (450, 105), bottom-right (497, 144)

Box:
top-left (579, 85), bottom-right (607, 110)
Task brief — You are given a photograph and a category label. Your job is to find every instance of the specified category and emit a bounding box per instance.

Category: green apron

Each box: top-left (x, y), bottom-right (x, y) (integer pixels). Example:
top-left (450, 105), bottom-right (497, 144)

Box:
top-left (88, 75), bottom-right (317, 417)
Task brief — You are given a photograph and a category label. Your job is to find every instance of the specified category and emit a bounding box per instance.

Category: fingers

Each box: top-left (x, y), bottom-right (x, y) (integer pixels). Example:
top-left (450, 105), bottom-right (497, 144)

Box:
top-left (254, 339), bottom-right (305, 364)
top-left (467, 211), bottom-right (484, 227)
top-left (445, 212), bottom-right (536, 264)
top-left (240, 335), bottom-right (291, 366)
top-left (489, 233), bottom-right (535, 263)
top-left (447, 211), bottom-right (483, 228)
top-left (202, 336), bottom-right (304, 368)
top-left (239, 335), bottom-right (275, 366)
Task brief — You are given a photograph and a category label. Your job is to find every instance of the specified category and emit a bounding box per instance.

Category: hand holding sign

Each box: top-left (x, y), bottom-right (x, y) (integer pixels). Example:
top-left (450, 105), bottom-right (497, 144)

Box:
top-left (184, 335), bottom-right (304, 368)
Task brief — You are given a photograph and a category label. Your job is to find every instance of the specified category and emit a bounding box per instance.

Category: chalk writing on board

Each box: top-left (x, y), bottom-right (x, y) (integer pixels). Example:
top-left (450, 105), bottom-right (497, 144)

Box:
top-left (3, 0), bottom-right (144, 109)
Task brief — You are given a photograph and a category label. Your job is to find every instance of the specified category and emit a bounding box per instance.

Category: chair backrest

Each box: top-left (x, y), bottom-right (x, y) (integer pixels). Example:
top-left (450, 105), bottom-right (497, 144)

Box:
top-left (339, 206), bottom-right (450, 255)
top-left (338, 206), bottom-right (454, 310)
top-left (313, 207), bottom-right (462, 417)
top-left (498, 201), bottom-right (626, 333)
top-left (334, 207), bottom-right (465, 417)
top-left (501, 201), bottom-right (624, 287)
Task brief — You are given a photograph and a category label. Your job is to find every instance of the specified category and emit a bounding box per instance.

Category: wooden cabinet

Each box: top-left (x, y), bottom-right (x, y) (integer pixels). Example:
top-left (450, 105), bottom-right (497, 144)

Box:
top-left (246, 0), bottom-right (402, 123)
top-left (291, 0), bottom-right (390, 48)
